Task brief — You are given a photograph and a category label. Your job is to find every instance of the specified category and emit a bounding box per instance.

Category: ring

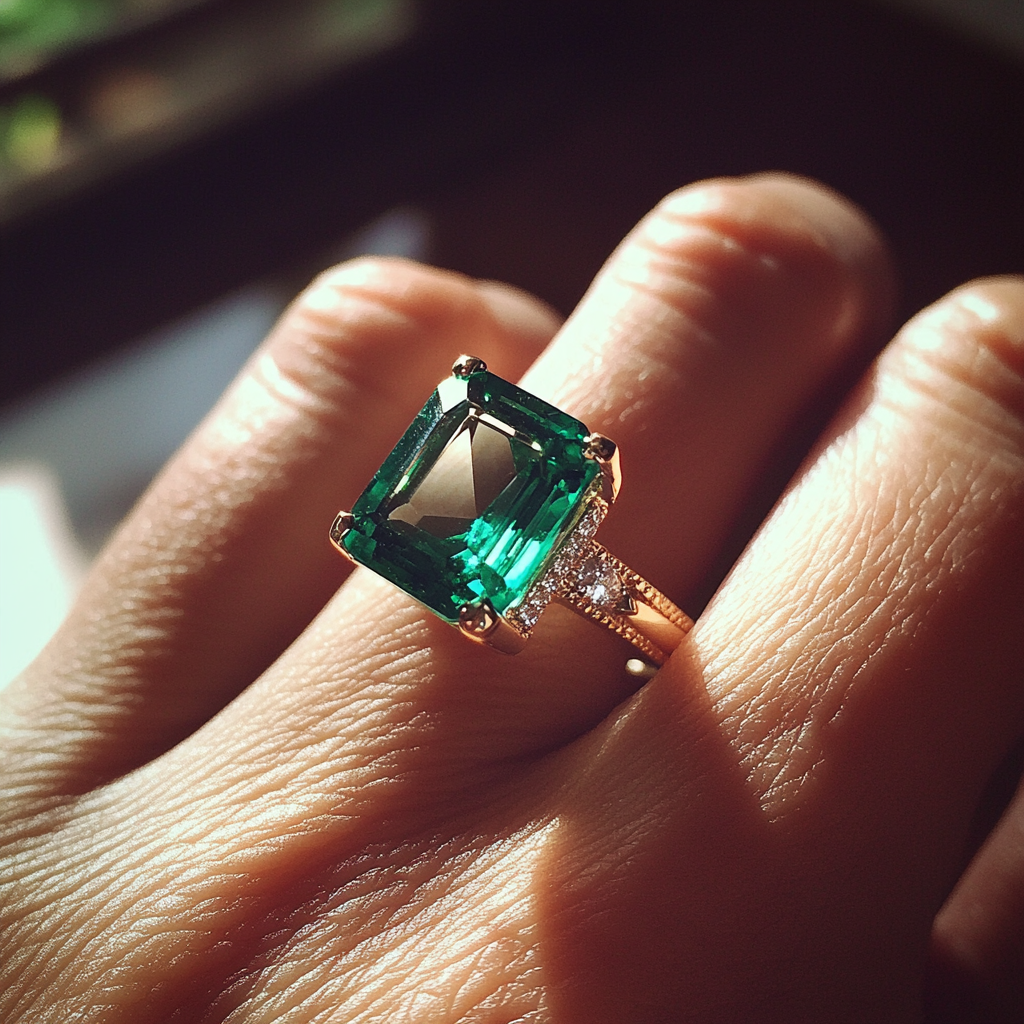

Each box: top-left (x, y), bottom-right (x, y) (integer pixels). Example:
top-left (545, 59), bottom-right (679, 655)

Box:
top-left (330, 356), bottom-right (694, 668)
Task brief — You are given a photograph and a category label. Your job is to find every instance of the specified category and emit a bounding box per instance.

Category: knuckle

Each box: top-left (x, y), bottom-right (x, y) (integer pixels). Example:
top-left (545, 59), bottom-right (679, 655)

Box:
top-left (948, 277), bottom-right (1024, 383)
top-left (616, 176), bottom-right (887, 347)
top-left (889, 276), bottom-right (1024, 451)
top-left (259, 258), bottom-right (482, 411)
top-left (296, 256), bottom-right (476, 340)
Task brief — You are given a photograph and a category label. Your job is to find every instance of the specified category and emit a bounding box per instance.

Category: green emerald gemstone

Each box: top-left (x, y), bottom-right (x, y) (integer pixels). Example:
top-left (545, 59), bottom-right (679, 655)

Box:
top-left (341, 368), bottom-right (601, 623)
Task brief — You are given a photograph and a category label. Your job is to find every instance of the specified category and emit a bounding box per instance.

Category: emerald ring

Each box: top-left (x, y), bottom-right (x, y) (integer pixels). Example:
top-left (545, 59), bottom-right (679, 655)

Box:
top-left (330, 356), bottom-right (694, 668)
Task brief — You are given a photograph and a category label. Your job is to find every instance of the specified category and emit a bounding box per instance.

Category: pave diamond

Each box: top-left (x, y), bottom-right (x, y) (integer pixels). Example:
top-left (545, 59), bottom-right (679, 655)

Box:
top-left (341, 368), bottom-right (602, 623)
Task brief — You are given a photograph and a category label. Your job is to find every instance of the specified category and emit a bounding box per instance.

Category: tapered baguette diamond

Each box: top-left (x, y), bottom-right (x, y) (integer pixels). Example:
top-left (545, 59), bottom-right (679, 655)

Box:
top-left (341, 367), bottom-right (602, 624)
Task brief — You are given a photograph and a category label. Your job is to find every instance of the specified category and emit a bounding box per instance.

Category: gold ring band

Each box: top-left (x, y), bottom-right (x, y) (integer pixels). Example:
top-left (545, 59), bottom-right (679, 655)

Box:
top-left (558, 543), bottom-right (694, 666)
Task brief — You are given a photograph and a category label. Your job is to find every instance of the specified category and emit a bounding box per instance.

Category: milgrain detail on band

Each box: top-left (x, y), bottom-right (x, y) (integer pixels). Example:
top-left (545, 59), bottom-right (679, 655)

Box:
top-left (559, 545), bottom-right (694, 666)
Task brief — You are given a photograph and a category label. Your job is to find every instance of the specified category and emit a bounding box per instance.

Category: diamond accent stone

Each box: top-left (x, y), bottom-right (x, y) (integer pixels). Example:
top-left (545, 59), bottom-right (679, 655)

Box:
top-left (574, 550), bottom-right (625, 612)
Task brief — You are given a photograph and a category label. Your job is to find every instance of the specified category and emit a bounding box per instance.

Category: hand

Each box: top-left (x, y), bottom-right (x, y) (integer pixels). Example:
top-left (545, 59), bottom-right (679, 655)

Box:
top-left (2, 174), bottom-right (1022, 1023)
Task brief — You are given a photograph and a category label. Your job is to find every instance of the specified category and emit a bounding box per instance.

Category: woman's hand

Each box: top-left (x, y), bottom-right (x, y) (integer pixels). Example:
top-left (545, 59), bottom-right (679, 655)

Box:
top-left (2, 173), bottom-right (1022, 1023)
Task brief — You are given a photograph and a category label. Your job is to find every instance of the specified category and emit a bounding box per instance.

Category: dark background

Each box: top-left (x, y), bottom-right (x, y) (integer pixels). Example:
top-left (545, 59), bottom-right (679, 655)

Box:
top-left (2, 0), bottom-right (1023, 405)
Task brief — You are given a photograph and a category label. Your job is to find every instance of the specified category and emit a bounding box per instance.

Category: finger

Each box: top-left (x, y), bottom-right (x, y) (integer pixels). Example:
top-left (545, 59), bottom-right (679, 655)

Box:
top-left (539, 278), bottom-right (1024, 1020)
top-left (173, 175), bottom-right (897, 818)
top-left (698, 276), bottom-right (1024, 816)
top-left (521, 172), bottom-right (896, 597)
top-left (928, 768), bottom-right (1024, 1022)
top-left (0, 261), bottom-right (560, 801)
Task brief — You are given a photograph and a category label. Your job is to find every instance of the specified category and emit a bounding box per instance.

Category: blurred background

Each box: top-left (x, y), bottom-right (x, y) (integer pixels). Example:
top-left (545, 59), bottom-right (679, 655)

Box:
top-left (1, 0), bottom-right (1023, 684)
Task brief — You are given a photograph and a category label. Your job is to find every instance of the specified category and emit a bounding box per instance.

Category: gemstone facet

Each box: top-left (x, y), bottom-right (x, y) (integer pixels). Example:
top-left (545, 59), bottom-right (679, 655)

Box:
top-left (340, 368), bottom-right (602, 624)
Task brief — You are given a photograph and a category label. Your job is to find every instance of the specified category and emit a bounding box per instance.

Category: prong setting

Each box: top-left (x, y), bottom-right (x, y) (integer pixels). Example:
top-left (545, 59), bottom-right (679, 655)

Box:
top-left (451, 354), bottom-right (487, 377)
top-left (329, 511), bottom-right (354, 551)
top-left (458, 599), bottom-right (529, 654)
top-left (458, 598), bottom-right (499, 639)
top-left (584, 432), bottom-right (621, 501)
top-left (584, 433), bottom-right (616, 462)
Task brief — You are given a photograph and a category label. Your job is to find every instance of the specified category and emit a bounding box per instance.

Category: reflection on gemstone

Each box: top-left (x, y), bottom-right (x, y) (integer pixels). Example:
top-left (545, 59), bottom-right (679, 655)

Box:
top-left (342, 368), bottom-right (601, 622)
top-left (388, 415), bottom-right (517, 537)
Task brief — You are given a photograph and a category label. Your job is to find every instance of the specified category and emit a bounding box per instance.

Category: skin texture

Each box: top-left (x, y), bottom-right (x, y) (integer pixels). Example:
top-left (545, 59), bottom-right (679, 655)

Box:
top-left (0, 173), bottom-right (1022, 1022)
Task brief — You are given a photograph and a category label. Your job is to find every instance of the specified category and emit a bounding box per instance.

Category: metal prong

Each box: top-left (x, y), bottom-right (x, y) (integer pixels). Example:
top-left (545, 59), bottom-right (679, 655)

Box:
top-left (329, 511), bottom-right (355, 552)
top-left (584, 433), bottom-right (616, 462)
top-left (452, 354), bottom-right (487, 377)
top-left (584, 432), bottom-right (621, 501)
top-left (458, 599), bottom-right (528, 654)
top-left (459, 598), bottom-right (499, 639)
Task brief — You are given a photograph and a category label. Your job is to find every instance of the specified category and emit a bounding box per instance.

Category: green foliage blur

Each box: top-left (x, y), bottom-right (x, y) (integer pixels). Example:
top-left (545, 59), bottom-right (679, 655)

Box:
top-left (0, 91), bottom-right (61, 171)
top-left (0, 0), bottom-right (114, 73)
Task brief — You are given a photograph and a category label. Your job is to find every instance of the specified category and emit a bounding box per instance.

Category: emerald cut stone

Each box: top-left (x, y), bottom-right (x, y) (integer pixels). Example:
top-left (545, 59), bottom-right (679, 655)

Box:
top-left (341, 369), bottom-right (601, 623)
